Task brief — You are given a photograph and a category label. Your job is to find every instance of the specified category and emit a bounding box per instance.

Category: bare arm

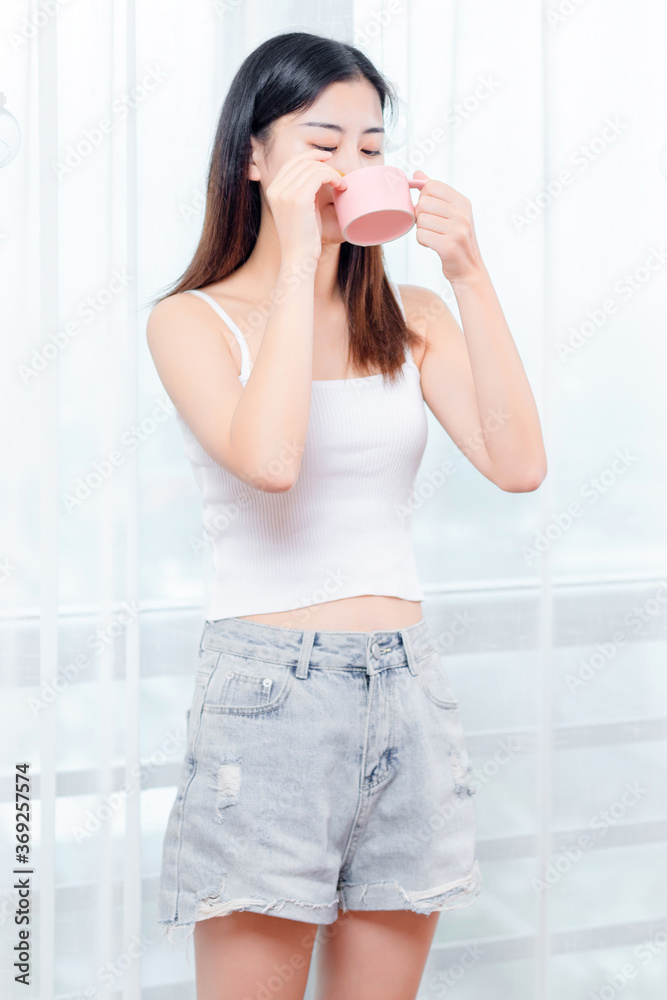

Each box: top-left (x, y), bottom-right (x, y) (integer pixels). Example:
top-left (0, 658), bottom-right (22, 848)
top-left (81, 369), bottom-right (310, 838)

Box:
top-left (146, 259), bottom-right (317, 493)
top-left (228, 257), bottom-right (318, 490)
top-left (147, 148), bottom-right (346, 492)
top-left (402, 280), bottom-right (547, 492)
top-left (408, 173), bottom-right (547, 492)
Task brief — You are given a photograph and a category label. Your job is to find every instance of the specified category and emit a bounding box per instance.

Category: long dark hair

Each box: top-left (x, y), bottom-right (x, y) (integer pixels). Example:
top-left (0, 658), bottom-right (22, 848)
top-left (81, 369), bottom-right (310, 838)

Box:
top-left (151, 30), bottom-right (420, 382)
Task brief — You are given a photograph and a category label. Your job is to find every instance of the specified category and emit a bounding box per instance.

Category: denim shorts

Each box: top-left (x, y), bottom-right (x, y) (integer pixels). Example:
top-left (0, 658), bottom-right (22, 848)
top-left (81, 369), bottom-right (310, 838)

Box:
top-left (157, 615), bottom-right (482, 946)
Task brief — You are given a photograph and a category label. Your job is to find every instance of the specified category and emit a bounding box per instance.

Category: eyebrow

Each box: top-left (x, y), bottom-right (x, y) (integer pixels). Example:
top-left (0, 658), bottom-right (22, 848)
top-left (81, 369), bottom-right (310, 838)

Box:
top-left (298, 121), bottom-right (385, 135)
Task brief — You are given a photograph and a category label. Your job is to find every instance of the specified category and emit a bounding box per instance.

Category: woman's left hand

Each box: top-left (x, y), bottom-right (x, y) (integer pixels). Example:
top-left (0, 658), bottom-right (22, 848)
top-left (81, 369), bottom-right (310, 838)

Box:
top-left (412, 170), bottom-right (484, 285)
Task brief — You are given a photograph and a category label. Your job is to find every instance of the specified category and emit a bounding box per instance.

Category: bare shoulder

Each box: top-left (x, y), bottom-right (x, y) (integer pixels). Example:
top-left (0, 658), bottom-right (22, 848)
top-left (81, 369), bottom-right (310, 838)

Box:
top-left (396, 283), bottom-right (457, 323)
top-left (146, 290), bottom-right (214, 343)
top-left (147, 289), bottom-right (245, 367)
top-left (395, 283), bottom-right (461, 368)
top-left (145, 287), bottom-right (246, 405)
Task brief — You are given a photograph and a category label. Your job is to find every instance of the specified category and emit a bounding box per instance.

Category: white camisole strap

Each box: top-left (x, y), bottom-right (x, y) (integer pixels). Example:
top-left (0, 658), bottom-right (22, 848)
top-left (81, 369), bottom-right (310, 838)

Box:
top-left (184, 288), bottom-right (253, 382)
top-left (185, 282), bottom-right (411, 379)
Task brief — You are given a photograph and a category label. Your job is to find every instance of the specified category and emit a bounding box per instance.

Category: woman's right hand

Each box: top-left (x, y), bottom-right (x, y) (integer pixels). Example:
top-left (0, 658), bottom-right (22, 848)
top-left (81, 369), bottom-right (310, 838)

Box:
top-left (265, 149), bottom-right (348, 263)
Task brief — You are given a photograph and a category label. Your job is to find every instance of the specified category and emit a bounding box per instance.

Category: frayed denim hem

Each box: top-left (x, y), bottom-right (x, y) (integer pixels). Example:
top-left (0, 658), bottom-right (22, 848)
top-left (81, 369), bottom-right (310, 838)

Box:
top-left (338, 856), bottom-right (482, 916)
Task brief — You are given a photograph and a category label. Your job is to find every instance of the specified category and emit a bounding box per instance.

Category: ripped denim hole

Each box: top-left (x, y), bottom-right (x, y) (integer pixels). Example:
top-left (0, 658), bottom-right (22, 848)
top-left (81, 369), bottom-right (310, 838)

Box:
top-left (216, 760), bottom-right (242, 811)
top-left (449, 745), bottom-right (476, 796)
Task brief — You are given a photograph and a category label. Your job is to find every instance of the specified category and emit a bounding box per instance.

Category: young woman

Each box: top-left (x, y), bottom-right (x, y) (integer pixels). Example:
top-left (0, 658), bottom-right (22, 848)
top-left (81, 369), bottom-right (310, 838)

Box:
top-left (147, 30), bottom-right (546, 1000)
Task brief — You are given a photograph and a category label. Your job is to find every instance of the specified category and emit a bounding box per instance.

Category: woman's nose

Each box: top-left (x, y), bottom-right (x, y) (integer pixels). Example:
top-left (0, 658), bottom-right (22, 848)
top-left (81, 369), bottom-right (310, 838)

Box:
top-left (333, 154), bottom-right (373, 176)
top-left (341, 161), bottom-right (364, 175)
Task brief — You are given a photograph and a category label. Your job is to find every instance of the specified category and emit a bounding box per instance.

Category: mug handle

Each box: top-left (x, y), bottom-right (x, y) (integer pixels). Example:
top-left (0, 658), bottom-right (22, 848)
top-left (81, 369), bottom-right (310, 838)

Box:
top-left (408, 178), bottom-right (427, 190)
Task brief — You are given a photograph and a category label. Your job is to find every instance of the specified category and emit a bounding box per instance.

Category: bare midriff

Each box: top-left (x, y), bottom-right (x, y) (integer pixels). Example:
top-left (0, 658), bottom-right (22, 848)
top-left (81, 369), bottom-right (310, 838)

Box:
top-left (203, 277), bottom-right (426, 634)
top-left (237, 594), bottom-right (424, 632)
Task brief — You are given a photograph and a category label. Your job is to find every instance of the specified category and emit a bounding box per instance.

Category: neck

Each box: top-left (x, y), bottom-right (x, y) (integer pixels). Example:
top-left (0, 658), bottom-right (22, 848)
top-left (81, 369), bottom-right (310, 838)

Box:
top-left (239, 204), bottom-right (343, 305)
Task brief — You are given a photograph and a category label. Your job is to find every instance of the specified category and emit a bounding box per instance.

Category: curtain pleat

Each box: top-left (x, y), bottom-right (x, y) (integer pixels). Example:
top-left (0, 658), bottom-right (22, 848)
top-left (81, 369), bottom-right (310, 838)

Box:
top-left (2, 1), bottom-right (665, 996)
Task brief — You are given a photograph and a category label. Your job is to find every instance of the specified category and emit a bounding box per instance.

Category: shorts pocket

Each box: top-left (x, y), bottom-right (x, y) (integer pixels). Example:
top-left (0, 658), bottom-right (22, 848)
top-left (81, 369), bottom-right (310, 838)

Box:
top-left (200, 647), bottom-right (295, 716)
top-left (418, 650), bottom-right (459, 709)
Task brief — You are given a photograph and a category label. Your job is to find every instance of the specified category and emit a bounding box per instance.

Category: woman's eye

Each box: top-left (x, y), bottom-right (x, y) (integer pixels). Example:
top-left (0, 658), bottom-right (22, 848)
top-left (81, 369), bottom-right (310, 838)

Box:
top-left (311, 145), bottom-right (381, 156)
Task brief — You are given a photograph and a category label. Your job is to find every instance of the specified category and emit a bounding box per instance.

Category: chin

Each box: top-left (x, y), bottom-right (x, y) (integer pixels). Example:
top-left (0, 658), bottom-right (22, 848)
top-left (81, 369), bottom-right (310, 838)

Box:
top-left (320, 220), bottom-right (344, 243)
top-left (321, 234), bottom-right (346, 247)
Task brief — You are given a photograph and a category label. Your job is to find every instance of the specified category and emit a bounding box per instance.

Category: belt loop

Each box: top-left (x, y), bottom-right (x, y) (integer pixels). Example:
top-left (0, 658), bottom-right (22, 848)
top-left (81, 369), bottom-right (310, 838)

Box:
top-left (399, 627), bottom-right (420, 676)
top-left (295, 629), bottom-right (315, 679)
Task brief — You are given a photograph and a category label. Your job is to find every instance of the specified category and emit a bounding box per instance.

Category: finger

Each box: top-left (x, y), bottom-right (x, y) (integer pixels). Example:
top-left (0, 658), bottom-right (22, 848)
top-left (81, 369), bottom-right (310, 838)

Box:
top-left (271, 153), bottom-right (347, 197)
top-left (419, 181), bottom-right (467, 207)
top-left (415, 227), bottom-right (444, 251)
top-left (288, 156), bottom-right (348, 190)
top-left (327, 167), bottom-right (348, 190)
top-left (416, 194), bottom-right (456, 218)
top-left (272, 166), bottom-right (346, 206)
top-left (268, 149), bottom-right (333, 192)
top-left (415, 211), bottom-right (449, 235)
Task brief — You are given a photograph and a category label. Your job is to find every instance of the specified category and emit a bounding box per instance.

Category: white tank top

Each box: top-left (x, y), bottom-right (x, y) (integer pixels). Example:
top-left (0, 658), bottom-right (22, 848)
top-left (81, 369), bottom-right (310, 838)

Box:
top-left (177, 281), bottom-right (429, 621)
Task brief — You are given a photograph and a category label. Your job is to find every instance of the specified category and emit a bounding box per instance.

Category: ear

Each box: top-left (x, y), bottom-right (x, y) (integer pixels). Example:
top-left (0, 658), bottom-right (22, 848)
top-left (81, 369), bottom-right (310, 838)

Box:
top-left (248, 154), bottom-right (262, 182)
top-left (248, 138), bottom-right (262, 182)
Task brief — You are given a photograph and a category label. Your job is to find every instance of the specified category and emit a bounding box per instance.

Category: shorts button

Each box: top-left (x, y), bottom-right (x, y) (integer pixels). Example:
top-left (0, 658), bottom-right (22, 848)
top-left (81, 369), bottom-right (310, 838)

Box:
top-left (262, 678), bottom-right (271, 686)
top-left (371, 641), bottom-right (381, 659)
top-left (226, 670), bottom-right (234, 678)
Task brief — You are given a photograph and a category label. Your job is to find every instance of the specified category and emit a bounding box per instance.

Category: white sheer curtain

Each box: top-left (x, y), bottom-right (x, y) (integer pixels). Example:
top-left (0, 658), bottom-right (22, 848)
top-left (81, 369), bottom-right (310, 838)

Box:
top-left (2, 0), bottom-right (666, 996)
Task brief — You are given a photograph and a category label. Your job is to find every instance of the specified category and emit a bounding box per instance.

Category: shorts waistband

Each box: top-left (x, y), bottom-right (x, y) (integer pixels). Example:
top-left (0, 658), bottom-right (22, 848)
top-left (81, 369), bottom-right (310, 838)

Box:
top-left (199, 616), bottom-right (434, 678)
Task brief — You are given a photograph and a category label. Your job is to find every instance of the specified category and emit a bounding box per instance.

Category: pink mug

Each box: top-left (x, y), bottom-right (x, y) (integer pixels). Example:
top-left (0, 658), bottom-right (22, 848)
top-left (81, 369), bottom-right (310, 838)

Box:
top-left (331, 165), bottom-right (427, 246)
